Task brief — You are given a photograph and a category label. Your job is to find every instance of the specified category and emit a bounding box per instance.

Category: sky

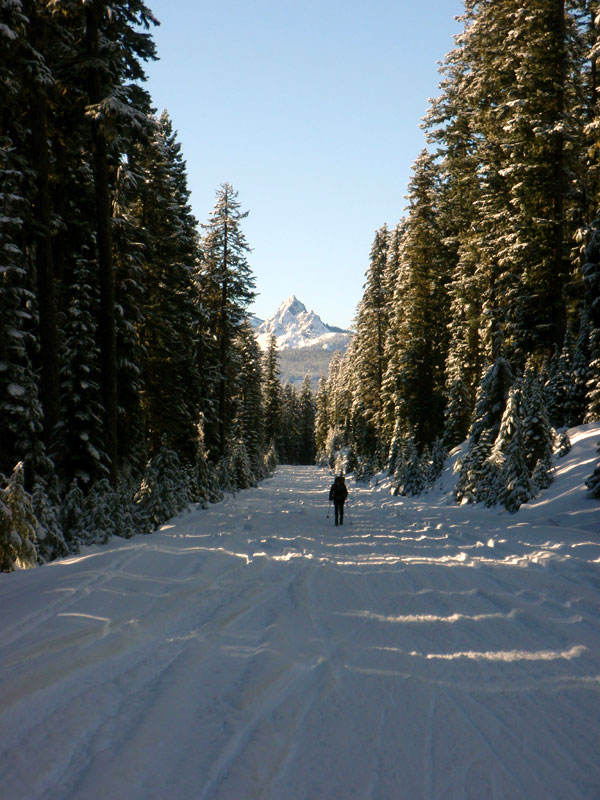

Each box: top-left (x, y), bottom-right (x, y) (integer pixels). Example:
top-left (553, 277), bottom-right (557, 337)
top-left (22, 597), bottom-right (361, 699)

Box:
top-left (142, 1), bottom-right (465, 329)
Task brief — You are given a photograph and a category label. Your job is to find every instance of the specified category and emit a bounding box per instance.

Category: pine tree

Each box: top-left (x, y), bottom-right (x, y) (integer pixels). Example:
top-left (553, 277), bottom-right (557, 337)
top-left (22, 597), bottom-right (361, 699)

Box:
top-left (521, 366), bottom-right (554, 477)
top-left (469, 357), bottom-right (515, 446)
top-left (135, 437), bottom-right (191, 530)
top-left (31, 479), bottom-right (68, 563)
top-left (0, 463), bottom-right (38, 571)
top-left (134, 112), bottom-right (199, 462)
top-left (200, 184), bottom-right (256, 457)
top-left (382, 152), bottom-right (450, 451)
top-left (0, 2), bottom-right (47, 481)
top-left (314, 377), bottom-right (330, 460)
top-left (298, 376), bottom-right (316, 465)
top-left (586, 442), bottom-right (600, 497)
top-left (545, 332), bottom-right (574, 427)
top-left (500, 423), bottom-right (537, 512)
top-left (352, 224), bottom-right (390, 463)
top-left (581, 214), bottom-right (600, 421)
top-left (78, 0), bottom-right (158, 485)
top-left (455, 357), bottom-right (514, 503)
top-left (262, 335), bottom-right (283, 457)
top-left (52, 254), bottom-right (109, 489)
top-left (392, 436), bottom-right (425, 497)
top-left (233, 321), bottom-right (265, 481)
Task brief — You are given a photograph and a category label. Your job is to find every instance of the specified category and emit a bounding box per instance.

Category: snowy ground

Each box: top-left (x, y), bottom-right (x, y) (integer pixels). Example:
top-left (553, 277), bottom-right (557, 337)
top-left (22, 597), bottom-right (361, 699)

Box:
top-left (1, 426), bottom-right (600, 800)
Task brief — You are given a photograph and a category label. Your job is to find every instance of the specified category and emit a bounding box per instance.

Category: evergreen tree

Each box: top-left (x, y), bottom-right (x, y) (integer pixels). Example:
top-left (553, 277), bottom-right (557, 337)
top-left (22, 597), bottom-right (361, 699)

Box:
top-left (545, 332), bottom-right (574, 427)
top-left (521, 366), bottom-right (554, 477)
top-left (581, 214), bottom-right (600, 421)
top-left (262, 335), bottom-right (283, 457)
top-left (135, 438), bottom-right (191, 530)
top-left (200, 183), bottom-right (256, 457)
top-left (455, 357), bottom-right (513, 503)
top-left (0, 1), bottom-right (47, 481)
top-left (382, 152), bottom-right (450, 451)
top-left (134, 112), bottom-right (199, 462)
top-left (232, 321), bottom-right (265, 482)
top-left (31, 479), bottom-right (68, 564)
top-left (352, 224), bottom-right (390, 463)
top-left (52, 253), bottom-right (109, 489)
top-left (314, 377), bottom-right (330, 459)
top-left (0, 463), bottom-right (38, 571)
top-left (499, 422), bottom-right (537, 513)
top-left (586, 442), bottom-right (600, 497)
top-left (77, 0), bottom-right (158, 484)
top-left (298, 376), bottom-right (316, 465)
top-left (469, 357), bottom-right (515, 446)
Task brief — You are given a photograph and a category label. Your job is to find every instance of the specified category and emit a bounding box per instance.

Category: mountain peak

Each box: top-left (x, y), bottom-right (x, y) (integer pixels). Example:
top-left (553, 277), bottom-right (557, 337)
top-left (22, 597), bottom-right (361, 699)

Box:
top-left (255, 297), bottom-right (350, 352)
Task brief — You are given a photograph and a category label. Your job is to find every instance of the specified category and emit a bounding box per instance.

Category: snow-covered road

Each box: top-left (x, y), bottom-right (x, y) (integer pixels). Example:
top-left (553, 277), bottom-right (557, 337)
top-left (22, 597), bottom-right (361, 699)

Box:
top-left (2, 445), bottom-right (600, 799)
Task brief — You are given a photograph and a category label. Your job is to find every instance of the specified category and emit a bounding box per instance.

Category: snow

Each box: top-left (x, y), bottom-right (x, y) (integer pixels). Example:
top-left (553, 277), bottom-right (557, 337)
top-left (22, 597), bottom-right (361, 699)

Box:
top-left (1, 425), bottom-right (600, 799)
top-left (255, 295), bottom-right (351, 351)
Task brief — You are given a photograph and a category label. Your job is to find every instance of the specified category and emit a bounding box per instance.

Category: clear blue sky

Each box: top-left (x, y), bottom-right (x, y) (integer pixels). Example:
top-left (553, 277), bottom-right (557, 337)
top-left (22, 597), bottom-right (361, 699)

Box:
top-left (143, 0), bottom-right (464, 329)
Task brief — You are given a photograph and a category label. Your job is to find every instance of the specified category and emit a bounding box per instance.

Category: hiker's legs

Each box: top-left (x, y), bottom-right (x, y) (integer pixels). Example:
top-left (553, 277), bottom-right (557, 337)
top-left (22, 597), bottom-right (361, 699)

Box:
top-left (339, 502), bottom-right (344, 525)
top-left (334, 502), bottom-right (340, 525)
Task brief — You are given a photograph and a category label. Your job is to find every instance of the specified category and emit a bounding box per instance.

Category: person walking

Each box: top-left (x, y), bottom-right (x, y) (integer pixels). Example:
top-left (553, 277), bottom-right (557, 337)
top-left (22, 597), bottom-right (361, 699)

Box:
top-left (329, 474), bottom-right (348, 526)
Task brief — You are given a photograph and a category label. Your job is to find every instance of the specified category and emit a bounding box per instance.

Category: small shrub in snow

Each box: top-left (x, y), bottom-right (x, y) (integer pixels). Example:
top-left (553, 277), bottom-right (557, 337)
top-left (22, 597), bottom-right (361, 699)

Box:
top-left (556, 430), bottom-right (572, 457)
top-left (32, 479), bottom-right (68, 563)
top-left (586, 442), bottom-right (600, 497)
top-left (0, 463), bottom-right (38, 571)
top-left (135, 440), bottom-right (191, 530)
top-left (263, 443), bottom-right (278, 477)
top-left (60, 480), bottom-right (85, 550)
top-left (498, 423), bottom-right (537, 512)
top-left (227, 438), bottom-right (254, 491)
top-left (532, 455), bottom-right (553, 491)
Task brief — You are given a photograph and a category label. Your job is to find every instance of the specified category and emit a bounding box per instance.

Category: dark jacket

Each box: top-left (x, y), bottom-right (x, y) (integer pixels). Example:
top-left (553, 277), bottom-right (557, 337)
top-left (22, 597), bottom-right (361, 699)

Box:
top-left (329, 478), bottom-right (348, 505)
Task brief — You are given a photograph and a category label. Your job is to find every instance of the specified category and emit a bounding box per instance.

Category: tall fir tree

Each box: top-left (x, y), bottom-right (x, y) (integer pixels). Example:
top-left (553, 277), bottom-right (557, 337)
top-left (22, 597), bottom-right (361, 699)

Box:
top-left (199, 183), bottom-right (256, 457)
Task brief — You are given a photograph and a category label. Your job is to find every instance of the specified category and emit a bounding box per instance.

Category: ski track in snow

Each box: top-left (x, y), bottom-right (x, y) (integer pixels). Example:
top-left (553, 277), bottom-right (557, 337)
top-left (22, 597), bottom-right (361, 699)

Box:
top-left (1, 438), bottom-right (600, 800)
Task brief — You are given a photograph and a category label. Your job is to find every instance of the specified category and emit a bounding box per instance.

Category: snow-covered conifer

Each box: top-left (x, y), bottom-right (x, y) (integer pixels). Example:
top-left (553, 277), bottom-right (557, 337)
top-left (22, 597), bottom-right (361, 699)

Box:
top-left (455, 428), bottom-right (496, 505)
top-left (32, 480), bottom-right (68, 563)
top-left (262, 335), bottom-right (283, 458)
top-left (568, 315), bottom-right (592, 426)
top-left (227, 438), bottom-right (254, 491)
top-left (426, 439), bottom-right (448, 487)
top-left (135, 439), bottom-right (191, 530)
top-left (582, 216), bottom-right (600, 422)
top-left (199, 184), bottom-right (256, 457)
top-left (298, 377), bottom-right (317, 465)
top-left (556, 430), bottom-right (572, 457)
top-left (586, 443), bottom-right (600, 497)
top-left (499, 422), bottom-right (537, 513)
top-left (352, 224), bottom-right (390, 464)
top-left (545, 334), bottom-right (573, 428)
top-left (53, 254), bottom-right (109, 489)
top-left (393, 436), bottom-right (425, 497)
top-left (521, 367), bottom-right (554, 479)
top-left (0, 463), bottom-right (38, 571)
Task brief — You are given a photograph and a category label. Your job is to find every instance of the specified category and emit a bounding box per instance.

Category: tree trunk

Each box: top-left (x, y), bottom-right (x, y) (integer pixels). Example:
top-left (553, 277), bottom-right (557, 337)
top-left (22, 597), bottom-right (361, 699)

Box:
top-left (26, 1), bottom-right (61, 450)
top-left (549, 0), bottom-right (568, 352)
top-left (85, 1), bottom-right (118, 485)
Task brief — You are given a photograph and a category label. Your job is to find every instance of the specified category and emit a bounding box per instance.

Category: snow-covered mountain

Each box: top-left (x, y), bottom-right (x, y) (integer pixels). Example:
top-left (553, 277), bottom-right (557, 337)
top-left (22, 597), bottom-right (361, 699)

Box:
top-left (253, 296), bottom-right (351, 351)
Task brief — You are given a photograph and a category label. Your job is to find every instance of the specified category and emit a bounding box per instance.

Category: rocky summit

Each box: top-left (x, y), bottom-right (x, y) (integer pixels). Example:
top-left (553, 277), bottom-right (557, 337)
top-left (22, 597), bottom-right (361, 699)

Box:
top-left (253, 295), bottom-right (351, 352)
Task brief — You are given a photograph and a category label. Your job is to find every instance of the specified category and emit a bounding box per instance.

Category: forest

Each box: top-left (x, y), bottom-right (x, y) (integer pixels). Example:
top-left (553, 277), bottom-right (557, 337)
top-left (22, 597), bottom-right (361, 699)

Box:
top-left (0, 1), bottom-right (314, 571)
top-left (1, 1), bottom-right (600, 571)
top-left (315, 0), bottom-right (600, 511)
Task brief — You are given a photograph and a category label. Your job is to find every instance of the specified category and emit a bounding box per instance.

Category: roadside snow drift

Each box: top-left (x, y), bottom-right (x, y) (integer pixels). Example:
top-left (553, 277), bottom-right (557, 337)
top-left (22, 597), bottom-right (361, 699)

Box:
top-left (1, 425), bottom-right (599, 800)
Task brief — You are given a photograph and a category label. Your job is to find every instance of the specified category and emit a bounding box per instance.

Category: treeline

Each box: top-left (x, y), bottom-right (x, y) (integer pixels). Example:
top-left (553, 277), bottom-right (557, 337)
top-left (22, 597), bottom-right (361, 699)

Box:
top-left (317, 1), bottom-right (600, 507)
top-left (263, 337), bottom-right (317, 466)
top-left (0, 2), bottom-right (292, 570)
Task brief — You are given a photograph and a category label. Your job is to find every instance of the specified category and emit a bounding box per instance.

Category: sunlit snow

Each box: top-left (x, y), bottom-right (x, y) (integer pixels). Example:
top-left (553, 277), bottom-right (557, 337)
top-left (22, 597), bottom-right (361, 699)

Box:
top-left (1, 424), bottom-right (599, 799)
